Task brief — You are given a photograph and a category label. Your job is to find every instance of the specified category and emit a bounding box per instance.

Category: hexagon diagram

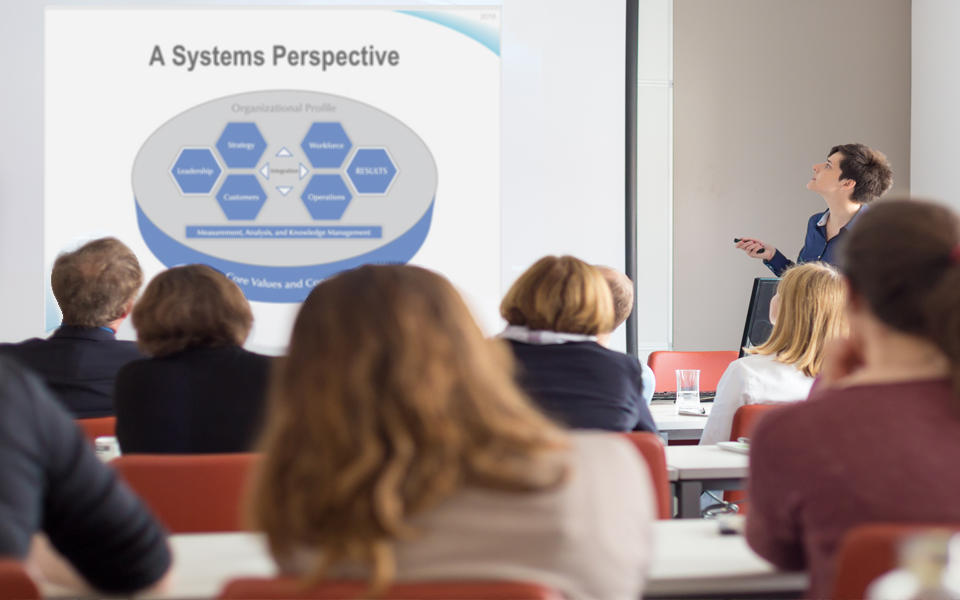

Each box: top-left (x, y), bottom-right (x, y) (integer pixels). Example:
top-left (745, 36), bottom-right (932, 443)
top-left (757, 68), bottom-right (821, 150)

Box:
top-left (170, 148), bottom-right (222, 194)
top-left (300, 123), bottom-right (352, 168)
top-left (347, 148), bottom-right (398, 194)
top-left (300, 175), bottom-right (352, 220)
top-left (216, 123), bottom-right (267, 168)
top-left (216, 175), bottom-right (267, 220)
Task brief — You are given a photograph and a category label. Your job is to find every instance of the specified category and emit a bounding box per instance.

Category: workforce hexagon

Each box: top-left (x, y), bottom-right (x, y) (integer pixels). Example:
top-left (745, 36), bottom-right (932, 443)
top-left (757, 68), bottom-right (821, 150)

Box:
top-left (300, 122), bottom-right (352, 168)
top-left (300, 174), bottom-right (353, 220)
top-left (347, 148), bottom-right (398, 194)
top-left (216, 175), bottom-right (267, 220)
top-left (216, 123), bottom-right (268, 168)
top-left (170, 148), bottom-right (222, 194)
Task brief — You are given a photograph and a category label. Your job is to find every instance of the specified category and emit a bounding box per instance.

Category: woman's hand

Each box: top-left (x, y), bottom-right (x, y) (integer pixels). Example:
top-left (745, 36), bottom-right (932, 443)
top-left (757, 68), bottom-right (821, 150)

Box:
top-left (816, 337), bottom-right (866, 391)
top-left (735, 237), bottom-right (776, 261)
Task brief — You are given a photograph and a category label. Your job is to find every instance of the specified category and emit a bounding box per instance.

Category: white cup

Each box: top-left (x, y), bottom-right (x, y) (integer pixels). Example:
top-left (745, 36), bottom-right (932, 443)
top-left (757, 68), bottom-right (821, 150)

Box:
top-left (675, 369), bottom-right (701, 414)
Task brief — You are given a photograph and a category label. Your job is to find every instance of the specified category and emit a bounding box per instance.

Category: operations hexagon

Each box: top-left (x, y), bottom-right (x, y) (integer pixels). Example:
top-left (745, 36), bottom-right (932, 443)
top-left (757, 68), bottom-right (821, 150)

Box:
top-left (216, 175), bottom-right (267, 220)
top-left (347, 148), bottom-right (398, 194)
top-left (300, 123), bottom-right (352, 168)
top-left (300, 174), bottom-right (352, 220)
top-left (216, 123), bottom-right (267, 168)
top-left (170, 148), bottom-right (222, 194)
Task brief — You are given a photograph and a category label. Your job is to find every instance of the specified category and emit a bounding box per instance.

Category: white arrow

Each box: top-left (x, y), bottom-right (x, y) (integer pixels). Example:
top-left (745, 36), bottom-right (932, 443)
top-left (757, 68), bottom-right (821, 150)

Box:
top-left (298, 163), bottom-right (309, 180)
top-left (276, 185), bottom-right (293, 196)
top-left (276, 147), bottom-right (293, 158)
top-left (259, 163), bottom-right (270, 180)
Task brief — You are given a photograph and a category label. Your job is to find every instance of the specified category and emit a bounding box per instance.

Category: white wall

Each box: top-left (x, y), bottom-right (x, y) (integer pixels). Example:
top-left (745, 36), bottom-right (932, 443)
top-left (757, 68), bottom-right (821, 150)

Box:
top-left (1, 0), bottom-right (660, 351)
top-left (912, 0), bottom-right (960, 212)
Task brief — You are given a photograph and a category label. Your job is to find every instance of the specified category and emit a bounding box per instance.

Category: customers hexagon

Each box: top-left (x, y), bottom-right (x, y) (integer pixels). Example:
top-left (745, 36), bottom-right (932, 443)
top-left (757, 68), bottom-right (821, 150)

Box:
top-left (300, 174), bottom-right (352, 220)
top-left (216, 123), bottom-right (267, 168)
top-left (170, 148), bottom-right (222, 194)
top-left (216, 175), bottom-right (267, 220)
top-left (347, 148), bottom-right (398, 194)
top-left (300, 123), bottom-right (352, 168)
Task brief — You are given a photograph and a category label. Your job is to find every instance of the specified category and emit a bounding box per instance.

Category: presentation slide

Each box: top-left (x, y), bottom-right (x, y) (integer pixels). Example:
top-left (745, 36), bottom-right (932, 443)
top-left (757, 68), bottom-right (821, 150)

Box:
top-left (44, 6), bottom-right (500, 352)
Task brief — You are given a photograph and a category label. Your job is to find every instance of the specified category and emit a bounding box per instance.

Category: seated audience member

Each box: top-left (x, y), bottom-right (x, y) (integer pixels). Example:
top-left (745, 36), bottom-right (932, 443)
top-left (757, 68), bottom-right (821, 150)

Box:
top-left (498, 256), bottom-right (656, 432)
top-left (114, 265), bottom-right (270, 454)
top-left (0, 356), bottom-right (171, 593)
top-left (0, 238), bottom-right (143, 417)
top-left (699, 262), bottom-right (846, 445)
top-left (249, 265), bottom-right (654, 600)
top-left (746, 199), bottom-right (960, 599)
top-left (594, 265), bottom-right (656, 406)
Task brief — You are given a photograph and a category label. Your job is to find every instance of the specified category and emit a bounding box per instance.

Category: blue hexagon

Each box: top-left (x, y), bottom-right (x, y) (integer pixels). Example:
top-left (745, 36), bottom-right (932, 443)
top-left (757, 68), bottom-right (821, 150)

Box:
top-left (216, 123), bottom-right (267, 168)
top-left (300, 123), bottom-right (352, 168)
top-left (215, 175), bottom-right (267, 220)
top-left (300, 174), bottom-right (352, 220)
top-left (170, 148), bottom-right (222, 194)
top-left (347, 148), bottom-right (398, 194)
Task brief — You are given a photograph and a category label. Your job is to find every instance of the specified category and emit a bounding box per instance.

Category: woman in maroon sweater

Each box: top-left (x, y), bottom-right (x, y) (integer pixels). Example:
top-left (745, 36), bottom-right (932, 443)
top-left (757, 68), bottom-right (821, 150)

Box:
top-left (745, 199), bottom-right (960, 598)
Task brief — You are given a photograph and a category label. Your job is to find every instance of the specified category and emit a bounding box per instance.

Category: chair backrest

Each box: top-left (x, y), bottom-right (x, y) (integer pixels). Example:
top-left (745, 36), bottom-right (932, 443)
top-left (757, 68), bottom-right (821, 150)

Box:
top-left (111, 453), bottom-right (258, 533)
top-left (620, 432), bottom-right (672, 519)
top-left (647, 351), bottom-right (738, 393)
top-left (0, 560), bottom-right (40, 600)
top-left (219, 578), bottom-right (564, 599)
top-left (729, 403), bottom-right (781, 442)
top-left (832, 522), bottom-right (960, 600)
top-left (76, 416), bottom-right (116, 443)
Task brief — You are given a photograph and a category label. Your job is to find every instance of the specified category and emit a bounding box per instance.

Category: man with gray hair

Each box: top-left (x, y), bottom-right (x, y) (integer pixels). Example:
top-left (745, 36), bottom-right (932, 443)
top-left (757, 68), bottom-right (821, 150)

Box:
top-left (0, 238), bottom-right (144, 417)
top-left (594, 265), bottom-right (655, 406)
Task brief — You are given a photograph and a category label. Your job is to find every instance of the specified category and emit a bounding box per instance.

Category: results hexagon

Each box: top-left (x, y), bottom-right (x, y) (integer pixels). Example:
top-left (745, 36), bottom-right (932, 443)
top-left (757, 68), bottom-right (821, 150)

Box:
top-left (347, 148), bottom-right (398, 194)
top-left (170, 148), bottom-right (222, 194)
top-left (300, 174), bottom-right (352, 220)
top-left (300, 123), bottom-right (352, 168)
top-left (216, 123), bottom-right (267, 168)
top-left (216, 175), bottom-right (267, 220)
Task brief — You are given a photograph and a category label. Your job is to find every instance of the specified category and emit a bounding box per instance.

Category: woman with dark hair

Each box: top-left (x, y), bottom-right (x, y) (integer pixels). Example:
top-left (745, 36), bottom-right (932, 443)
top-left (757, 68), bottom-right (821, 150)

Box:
top-left (249, 265), bottom-right (653, 599)
top-left (745, 199), bottom-right (960, 598)
top-left (499, 256), bottom-right (656, 432)
top-left (114, 264), bottom-right (270, 454)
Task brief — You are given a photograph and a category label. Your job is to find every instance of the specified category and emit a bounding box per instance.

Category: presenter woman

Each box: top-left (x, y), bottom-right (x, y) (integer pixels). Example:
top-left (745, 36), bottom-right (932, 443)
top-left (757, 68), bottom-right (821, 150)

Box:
top-left (735, 143), bottom-right (893, 276)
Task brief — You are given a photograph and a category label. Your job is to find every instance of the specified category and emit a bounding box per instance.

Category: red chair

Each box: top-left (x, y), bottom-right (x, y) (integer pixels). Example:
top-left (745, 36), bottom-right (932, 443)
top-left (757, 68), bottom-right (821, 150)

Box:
top-left (218, 578), bottom-right (564, 599)
top-left (620, 432), bottom-right (672, 519)
top-left (111, 453), bottom-right (258, 533)
top-left (75, 416), bottom-right (116, 444)
top-left (724, 403), bottom-right (782, 511)
top-left (0, 561), bottom-right (40, 600)
top-left (647, 351), bottom-right (738, 393)
top-left (831, 522), bottom-right (960, 600)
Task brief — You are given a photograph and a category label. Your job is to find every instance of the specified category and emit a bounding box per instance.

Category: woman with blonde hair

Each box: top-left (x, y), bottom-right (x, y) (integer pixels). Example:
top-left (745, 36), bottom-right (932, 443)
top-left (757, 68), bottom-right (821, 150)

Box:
top-left (499, 255), bottom-right (656, 432)
top-left (699, 261), bottom-right (846, 445)
top-left (249, 264), bottom-right (653, 600)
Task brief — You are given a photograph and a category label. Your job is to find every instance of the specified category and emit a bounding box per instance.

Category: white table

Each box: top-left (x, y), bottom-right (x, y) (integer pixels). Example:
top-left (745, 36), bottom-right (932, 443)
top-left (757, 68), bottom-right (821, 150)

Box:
top-left (665, 445), bottom-right (749, 518)
top-left (650, 401), bottom-right (711, 441)
top-left (43, 521), bottom-right (806, 599)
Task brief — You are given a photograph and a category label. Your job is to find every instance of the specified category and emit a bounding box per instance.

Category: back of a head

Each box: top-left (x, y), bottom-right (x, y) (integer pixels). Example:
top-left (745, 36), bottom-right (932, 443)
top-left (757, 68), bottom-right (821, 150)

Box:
top-left (251, 264), bottom-right (568, 591)
top-left (595, 265), bottom-right (634, 332)
top-left (749, 262), bottom-right (846, 377)
top-left (500, 256), bottom-right (615, 335)
top-left (829, 143), bottom-right (894, 204)
top-left (841, 199), bottom-right (960, 398)
top-left (132, 264), bottom-right (252, 357)
top-left (51, 237), bottom-right (142, 327)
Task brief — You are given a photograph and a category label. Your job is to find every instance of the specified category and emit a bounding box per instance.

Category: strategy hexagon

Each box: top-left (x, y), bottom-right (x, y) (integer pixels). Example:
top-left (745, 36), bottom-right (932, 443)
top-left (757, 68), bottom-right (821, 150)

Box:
top-left (300, 123), bottom-right (352, 168)
top-left (216, 123), bottom-right (267, 168)
top-left (170, 148), bottom-right (222, 194)
top-left (347, 148), bottom-right (398, 194)
top-left (216, 175), bottom-right (267, 220)
top-left (300, 174), bottom-right (352, 220)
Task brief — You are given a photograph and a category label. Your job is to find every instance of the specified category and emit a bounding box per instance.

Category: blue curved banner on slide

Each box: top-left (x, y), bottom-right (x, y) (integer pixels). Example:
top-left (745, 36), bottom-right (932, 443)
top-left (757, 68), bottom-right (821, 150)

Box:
top-left (135, 198), bottom-right (434, 303)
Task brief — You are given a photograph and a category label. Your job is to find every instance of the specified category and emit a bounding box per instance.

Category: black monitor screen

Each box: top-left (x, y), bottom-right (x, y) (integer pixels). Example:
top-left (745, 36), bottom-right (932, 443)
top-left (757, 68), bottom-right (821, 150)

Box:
top-left (739, 277), bottom-right (780, 357)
